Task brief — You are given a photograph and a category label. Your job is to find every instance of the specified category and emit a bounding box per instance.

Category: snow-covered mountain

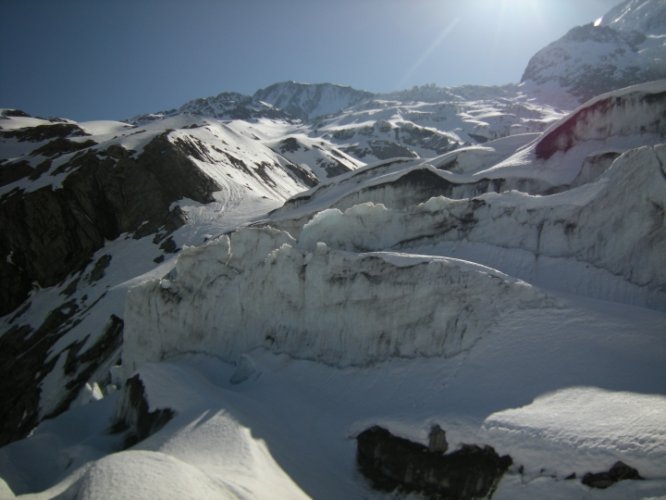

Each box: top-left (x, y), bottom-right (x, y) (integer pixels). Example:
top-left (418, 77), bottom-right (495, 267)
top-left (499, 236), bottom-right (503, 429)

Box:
top-left (1, 0), bottom-right (666, 497)
top-left (521, 0), bottom-right (666, 106)
top-left (253, 81), bottom-right (373, 120)
top-left (313, 91), bottom-right (563, 162)
top-left (131, 82), bottom-right (566, 163)
top-left (131, 91), bottom-right (290, 123)
top-left (601, 0), bottom-right (666, 35)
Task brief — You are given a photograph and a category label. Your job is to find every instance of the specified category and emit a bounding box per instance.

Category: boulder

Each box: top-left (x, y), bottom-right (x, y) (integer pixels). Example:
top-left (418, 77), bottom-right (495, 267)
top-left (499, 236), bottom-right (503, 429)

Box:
top-left (356, 425), bottom-right (512, 499)
top-left (582, 461), bottom-right (643, 489)
top-left (428, 424), bottom-right (448, 454)
top-left (111, 374), bottom-right (174, 449)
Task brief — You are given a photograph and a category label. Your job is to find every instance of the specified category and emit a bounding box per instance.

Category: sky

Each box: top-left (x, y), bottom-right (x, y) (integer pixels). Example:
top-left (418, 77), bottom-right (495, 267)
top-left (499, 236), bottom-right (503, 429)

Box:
top-left (0, 0), bottom-right (623, 121)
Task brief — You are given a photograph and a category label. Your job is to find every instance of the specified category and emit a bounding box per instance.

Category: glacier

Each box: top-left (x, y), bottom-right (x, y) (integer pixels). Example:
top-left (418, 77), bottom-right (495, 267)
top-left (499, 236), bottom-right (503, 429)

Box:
top-left (2, 2), bottom-right (666, 495)
top-left (123, 227), bottom-right (550, 375)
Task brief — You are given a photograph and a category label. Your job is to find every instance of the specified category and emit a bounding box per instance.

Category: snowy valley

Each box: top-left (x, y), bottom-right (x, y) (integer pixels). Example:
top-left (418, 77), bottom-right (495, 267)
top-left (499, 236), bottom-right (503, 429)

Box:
top-left (1, 1), bottom-right (666, 498)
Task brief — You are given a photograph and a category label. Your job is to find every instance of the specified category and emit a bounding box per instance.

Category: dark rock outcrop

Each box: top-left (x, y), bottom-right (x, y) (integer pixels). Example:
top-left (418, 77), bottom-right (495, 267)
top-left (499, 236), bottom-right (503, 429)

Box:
top-left (345, 140), bottom-right (418, 160)
top-left (428, 424), bottom-right (448, 453)
top-left (31, 138), bottom-right (96, 157)
top-left (356, 425), bottom-right (512, 499)
top-left (0, 312), bottom-right (123, 447)
top-left (0, 123), bottom-right (87, 143)
top-left (0, 130), bottom-right (220, 446)
top-left (0, 133), bottom-right (219, 315)
top-left (582, 461), bottom-right (643, 489)
top-left (1, 109), bottom-right (31, 118)
top-left (111, 374), bottom-right (174, 449)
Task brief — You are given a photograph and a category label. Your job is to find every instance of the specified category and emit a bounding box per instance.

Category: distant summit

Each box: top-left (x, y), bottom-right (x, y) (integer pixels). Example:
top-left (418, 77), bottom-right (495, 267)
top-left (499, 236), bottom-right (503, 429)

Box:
top-left (521, 0), bottom-right (666, 106)
top-left (253, 81), bottom-right (373, 120)
top-left (131, 92), bottom-right (290, 124)
top-left (601, 0), bottom-right (666, 35)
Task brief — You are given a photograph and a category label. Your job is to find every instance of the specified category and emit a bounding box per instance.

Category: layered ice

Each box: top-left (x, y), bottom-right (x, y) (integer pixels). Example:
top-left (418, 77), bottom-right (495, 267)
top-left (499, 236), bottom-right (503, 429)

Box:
top-left (298, 145), bottom-right (666, 308)
top-left (123, 226), bottom-right (549, 376)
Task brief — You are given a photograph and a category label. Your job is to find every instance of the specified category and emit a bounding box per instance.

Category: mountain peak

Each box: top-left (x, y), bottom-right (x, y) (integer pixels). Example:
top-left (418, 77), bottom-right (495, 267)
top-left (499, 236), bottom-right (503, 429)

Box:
top-left (253, 81), bottom-right (373, 120)
top-left (601, 0), bottom-right (666, 35)
top-left (521, 0), bottom-right (666, 106)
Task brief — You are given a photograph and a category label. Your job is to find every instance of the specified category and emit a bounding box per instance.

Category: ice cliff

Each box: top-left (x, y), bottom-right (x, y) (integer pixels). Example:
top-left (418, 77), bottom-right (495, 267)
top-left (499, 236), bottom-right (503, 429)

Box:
top-left (124, 227), bottom-right (549, 375)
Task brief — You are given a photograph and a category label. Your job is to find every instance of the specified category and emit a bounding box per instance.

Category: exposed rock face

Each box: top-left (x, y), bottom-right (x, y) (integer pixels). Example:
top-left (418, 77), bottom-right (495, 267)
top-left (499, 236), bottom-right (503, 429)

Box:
top-left (0, 313), bottom-right (123, 446)
top-left (0, 133), bottom-right (219, 315)
top-left (428, 424), bottom-right (449, 454)
top-left (356, 426), bottom-right (512, 499)
top-left (0, 129), bottom-right (223, 446)
top-left (112, 374), bottom-right (174, 449)
top-left (582, 461), bottom-right (643, 489)
top-left (344, 139), bottom-right (418, 160)
top-left (0, 122), bottom-right (87, 142)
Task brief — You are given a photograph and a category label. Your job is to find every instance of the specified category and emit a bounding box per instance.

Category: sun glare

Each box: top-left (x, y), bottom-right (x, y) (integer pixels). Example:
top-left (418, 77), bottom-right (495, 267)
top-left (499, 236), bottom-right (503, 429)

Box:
top-left (492, 0), bottom-right (546, 49)
top-left (396, 17), bottom-right (461, 90)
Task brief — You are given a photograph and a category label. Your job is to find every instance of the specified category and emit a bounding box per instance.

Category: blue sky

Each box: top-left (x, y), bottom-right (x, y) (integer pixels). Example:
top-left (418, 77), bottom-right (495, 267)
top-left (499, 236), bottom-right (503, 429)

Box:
top-left (1, 0), bottom-right (622, 121)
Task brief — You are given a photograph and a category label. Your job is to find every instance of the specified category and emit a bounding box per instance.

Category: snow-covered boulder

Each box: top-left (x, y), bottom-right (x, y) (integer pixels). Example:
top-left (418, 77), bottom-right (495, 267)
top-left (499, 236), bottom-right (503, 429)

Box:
top-left (484, 387), bottom-right (666, 479)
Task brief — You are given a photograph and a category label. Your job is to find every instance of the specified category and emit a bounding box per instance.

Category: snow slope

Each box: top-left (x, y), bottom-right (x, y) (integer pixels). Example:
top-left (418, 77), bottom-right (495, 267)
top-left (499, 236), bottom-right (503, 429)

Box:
top-left (2, 294), bottom-right (665, 499)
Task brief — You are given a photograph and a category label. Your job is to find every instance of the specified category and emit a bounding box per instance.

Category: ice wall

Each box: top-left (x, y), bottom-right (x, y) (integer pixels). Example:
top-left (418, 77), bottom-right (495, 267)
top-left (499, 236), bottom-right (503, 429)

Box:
top-left (123, 227), bottom-right (549, 376)
top-left (534, 83), bottom-right (666, 160)
top-left (299, 145), bottom-right (666, 308)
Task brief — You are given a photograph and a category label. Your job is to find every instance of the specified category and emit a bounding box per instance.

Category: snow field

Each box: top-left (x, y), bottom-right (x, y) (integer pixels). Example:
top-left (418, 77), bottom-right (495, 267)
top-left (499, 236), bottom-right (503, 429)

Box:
top-left (6, 289), bottom-right (665, 498)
